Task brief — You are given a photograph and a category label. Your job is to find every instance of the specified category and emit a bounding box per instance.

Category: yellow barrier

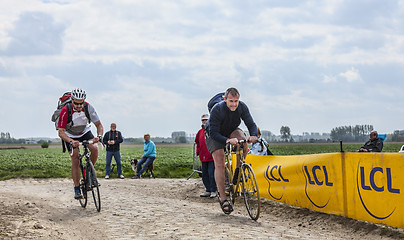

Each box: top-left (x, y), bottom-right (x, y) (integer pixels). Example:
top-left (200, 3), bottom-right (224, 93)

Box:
top-left (245, 153), bottom-right (404, 229)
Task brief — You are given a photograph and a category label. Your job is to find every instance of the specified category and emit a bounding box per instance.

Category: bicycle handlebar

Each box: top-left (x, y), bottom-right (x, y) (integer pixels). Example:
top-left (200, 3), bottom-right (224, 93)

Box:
top-left (226, 138), bottom-right (263, 146)
top-left (69, 139), bottom-right (104, 156)
top-left (225, 139), bottom-right (265, 153)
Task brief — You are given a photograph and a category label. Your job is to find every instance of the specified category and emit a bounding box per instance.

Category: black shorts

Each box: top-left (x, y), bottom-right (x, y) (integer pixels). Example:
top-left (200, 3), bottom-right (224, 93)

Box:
top-left (205, 135), bottom-right (225, 154)
top-left (64, 131), bottom-right (94, 152)
top-left (205, 128), bottom-right (246, 154)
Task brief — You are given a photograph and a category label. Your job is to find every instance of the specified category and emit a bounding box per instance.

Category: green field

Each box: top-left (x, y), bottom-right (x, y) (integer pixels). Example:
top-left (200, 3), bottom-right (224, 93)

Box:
top-left (0, 142), bottom-right (403, 180)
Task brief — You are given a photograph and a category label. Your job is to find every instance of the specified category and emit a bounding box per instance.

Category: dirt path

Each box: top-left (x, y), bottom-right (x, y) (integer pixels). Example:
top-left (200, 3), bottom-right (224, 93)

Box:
top-left (1, 178), bottom-right (403, 240)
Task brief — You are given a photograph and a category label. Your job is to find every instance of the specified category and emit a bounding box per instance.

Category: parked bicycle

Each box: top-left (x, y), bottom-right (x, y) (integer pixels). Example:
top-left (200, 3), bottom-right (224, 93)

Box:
top-left (70, 140), bottom-right (101, 212)
top-left (218, 139), bottom-right (262, 220)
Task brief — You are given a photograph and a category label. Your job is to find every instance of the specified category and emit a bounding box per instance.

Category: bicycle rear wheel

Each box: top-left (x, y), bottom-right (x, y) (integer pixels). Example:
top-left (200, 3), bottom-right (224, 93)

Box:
top-left (87, 162), bottom-right (101, 212)
top-left (241, 163), bottom-right (260, 220)
top-left (79, 167), bottom-right (87, 208)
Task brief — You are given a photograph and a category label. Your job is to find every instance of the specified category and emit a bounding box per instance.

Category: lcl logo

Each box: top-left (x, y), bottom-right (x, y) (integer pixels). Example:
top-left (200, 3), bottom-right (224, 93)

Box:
top-left (303, 165), bottom-right (334, 208)
top-left (357, 163), bottom-right (400, 219)
top-left (265, 165), bottom-right (289, 200)
top-left (304, 165), bottom-right (333, 187)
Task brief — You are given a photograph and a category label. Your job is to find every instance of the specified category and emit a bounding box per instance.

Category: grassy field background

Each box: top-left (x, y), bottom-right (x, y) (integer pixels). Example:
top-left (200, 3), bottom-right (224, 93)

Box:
top-left (1, 142), bottom-right (403, 180)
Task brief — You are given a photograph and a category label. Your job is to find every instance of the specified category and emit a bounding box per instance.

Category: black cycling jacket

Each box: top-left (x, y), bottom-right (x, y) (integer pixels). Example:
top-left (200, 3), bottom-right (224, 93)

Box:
top-left (206, 100), bottom-right (258, 145)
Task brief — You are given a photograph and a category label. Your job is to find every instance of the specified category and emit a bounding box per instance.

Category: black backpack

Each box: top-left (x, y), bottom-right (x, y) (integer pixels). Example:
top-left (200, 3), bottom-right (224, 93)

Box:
top-left (207, 92), bottom-right (225, 112)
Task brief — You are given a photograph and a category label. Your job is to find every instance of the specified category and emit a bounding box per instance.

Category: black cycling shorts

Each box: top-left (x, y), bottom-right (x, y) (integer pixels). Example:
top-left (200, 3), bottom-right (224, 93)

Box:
top-left (64, 131), bottom-right (94, 152)
top-left (205, 135), bottom-right (225, 154)
top-left (205, 128), bottom-right (246, 154)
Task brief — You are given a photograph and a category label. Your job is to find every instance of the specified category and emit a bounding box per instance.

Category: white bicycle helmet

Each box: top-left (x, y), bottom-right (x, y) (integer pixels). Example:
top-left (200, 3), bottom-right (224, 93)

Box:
top-left (71, 88), bottom-right (86, 100)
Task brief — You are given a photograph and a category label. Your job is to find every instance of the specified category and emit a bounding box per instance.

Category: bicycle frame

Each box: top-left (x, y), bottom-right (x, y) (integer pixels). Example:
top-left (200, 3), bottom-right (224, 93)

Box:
top-left (223, 139), bottom-right (262, 220)
top-left (69, 140), bottom-right (101, 212)
top-left (225, 140), bottom-right (248, 196)
top-left (70, 140), bottom-right (93, 180)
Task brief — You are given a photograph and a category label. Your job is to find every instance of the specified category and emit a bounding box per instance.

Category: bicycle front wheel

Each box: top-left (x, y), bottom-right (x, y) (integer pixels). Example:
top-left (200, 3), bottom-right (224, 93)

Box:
top-left (79, 166), bottom-right (87, 208)
top-left (241, 163), bottom-right (260, 220)
top-left (87, 162), bottom-right (101, 212)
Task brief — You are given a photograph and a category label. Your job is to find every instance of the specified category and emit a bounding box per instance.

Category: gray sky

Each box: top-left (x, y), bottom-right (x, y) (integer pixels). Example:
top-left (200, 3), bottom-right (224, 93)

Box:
top-left (1, 0), bottom-right (404, 139)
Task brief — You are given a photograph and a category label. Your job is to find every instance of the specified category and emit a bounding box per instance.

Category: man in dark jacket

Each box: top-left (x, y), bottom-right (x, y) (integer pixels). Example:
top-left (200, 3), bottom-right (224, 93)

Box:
top-left (205, 87), bottom-right (258, 214)
top-left (359, 130), bottom-right (383, 152)
top-left (103, 123), bottom-right (124, 179)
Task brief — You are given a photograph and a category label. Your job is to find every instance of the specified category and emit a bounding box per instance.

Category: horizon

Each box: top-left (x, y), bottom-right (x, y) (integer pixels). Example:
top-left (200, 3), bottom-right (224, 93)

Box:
top-left (1, 1), bottom-right (404, 139)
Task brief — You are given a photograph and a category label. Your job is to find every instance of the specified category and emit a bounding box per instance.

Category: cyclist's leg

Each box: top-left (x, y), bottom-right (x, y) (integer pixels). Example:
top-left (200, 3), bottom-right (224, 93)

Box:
top-left (70, 148), bottom-right (81, 187)
top-left (212, 149), bottom-right (226, 200)
top-left (77, 131), bottom-right (98, 165)
top-left (88, 143), bottom-right (99, 166)
top-left (229, 129), bottom-right (246, 168)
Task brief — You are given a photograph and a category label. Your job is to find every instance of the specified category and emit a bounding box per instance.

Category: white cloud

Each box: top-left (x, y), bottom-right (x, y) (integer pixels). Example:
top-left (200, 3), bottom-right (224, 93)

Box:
top-left (339, 67), bottom-right (362, 83)
top-left (322, 74), bottom-right (337, 83)
top-left (1, 0), bottom-right (404, 138)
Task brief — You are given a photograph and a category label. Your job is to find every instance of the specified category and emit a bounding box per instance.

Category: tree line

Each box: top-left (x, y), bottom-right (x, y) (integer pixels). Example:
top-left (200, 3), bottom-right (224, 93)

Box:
top-left (277, 125), bottom-right (376, 143)
top-left (0, 132), bottom-right (25, 144)
top-left (330, 125), bottom-right (373, 142)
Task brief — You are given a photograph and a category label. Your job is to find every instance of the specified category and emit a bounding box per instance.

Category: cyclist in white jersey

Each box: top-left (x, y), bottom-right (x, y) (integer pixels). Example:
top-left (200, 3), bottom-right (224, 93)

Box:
top-left (58, 88), bottom-right (104, 199)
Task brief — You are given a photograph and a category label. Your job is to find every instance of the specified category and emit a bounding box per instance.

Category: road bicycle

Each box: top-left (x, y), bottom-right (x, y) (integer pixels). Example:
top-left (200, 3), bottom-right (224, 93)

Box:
top-left (70, 140), bottom-right (101, 212)
top-left (218, 139), bottom-right (262, 220)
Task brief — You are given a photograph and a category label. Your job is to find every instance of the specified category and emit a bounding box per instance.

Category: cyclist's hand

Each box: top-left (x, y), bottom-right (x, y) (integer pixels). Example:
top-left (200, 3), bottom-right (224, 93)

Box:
top-left (71, 140), bottom-right (80, 148)
top-left (227, 138), bottom-right (239, 145)
top-left (248, 136), bottom-right (258, 143)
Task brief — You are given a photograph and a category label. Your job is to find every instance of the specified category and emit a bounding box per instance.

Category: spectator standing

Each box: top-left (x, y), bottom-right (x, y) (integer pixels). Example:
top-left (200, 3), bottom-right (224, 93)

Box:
top-left (132, 134), bottom-right (156, 179)
top-left (103, 123), bottom-right (124, 179)
top-left (195, 113), bottom-right (217, 198)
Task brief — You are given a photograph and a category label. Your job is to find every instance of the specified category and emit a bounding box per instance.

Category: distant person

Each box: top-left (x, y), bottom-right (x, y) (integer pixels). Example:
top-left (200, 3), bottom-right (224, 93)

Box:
top-left (248, 127), bottom-right (272, 155)
top-left (58, 88), bottom-right (104, 199)
top-left (195, 113), bottom-right (217, 198)
top-left (358, 130), bottom-right (383, 152)
top-left (132, 134), bottom-right (156, 179)
top-left (103, 123), bottom-right (124, 179)
top-left (205, 87), bottom-right (258, 214)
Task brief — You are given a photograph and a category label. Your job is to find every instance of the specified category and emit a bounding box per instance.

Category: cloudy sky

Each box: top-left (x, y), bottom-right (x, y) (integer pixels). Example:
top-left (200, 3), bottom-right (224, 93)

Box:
top-left (1, 0), bottom-right (404, 139)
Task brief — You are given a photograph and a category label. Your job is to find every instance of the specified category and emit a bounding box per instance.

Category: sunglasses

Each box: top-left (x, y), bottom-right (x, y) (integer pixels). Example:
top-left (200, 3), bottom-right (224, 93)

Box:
top-left (73, 101), bottom-right (84, 106)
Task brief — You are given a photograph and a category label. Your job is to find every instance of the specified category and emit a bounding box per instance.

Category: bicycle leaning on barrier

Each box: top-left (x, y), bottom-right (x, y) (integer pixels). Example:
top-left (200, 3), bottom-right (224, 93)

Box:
top-left (218, 139), bottom-right (262, 220)
top-left (70, 140), bottom-right (102, 212)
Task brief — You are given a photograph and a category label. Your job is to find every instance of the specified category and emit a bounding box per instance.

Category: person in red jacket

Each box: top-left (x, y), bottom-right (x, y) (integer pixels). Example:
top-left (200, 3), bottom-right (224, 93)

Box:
top-left (195, 113), bottom-right (217, 198)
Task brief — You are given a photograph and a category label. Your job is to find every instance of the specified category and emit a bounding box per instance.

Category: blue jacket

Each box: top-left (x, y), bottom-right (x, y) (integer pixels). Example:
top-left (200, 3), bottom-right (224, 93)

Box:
top-left (206, 100), bottom-right (258, 145)
top-left (143, 140), bottom-right (157, 158)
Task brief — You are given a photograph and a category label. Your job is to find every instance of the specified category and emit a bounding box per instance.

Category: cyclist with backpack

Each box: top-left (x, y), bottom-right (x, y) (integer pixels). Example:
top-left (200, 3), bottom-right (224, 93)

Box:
top-left (205, 87), bottom-right (258, 214)
top-left (57, 88), bottom-right (104, 199)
